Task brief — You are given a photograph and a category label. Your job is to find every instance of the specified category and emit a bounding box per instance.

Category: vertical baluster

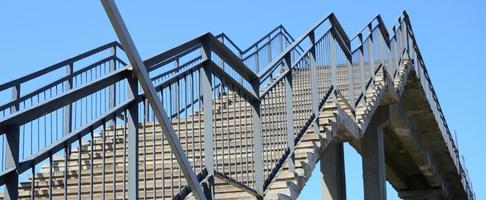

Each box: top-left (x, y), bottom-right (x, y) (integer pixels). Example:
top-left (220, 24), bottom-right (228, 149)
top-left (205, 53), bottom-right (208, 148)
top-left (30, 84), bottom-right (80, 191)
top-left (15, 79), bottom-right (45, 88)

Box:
top-left (152, 108), bottom-right (156, 199)
top-left (244, 96), bottom-right (250, 186)
top-left (176, 79), bottom-right (181, 194)
top-left (78, 136), bottom-right (82, 200)
top-left (49, 155), bottom-right (53, 200)
top-left (237, 90), bottom-right (243, 183)
top-left (113, 115), bottom-right (117, 200)
top-left (143, 99), bottom-right (148, 199)
top-left (64, 144), bottom-right (69, 200)
top-left (184, 77), bottom-right (189, 173)
top-left (231, 87), bottom-right (237, 180)
top-left (169, 85), bottom-right (174, 198)
top-left (122, 111), bottom-right (127, 199)
top-left (102, 121), bottom-right (106, 200)
top-left (31, 165), bottom-right (36, 200)
top-left (90, 130), bottom-right (94, 200)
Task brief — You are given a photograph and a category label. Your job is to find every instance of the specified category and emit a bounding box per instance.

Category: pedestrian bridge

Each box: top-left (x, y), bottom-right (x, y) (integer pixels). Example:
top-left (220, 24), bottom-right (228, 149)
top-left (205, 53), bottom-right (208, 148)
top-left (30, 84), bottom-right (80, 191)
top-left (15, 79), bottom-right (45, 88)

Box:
top-left (0, 2), bottom-right (475, 199)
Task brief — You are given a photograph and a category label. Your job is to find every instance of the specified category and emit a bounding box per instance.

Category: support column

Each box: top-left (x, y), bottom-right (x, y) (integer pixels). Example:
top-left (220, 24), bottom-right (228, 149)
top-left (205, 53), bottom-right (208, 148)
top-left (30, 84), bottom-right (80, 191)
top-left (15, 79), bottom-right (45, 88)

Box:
top-left (127, 72), bottom-right (139, 200)
top-left (320, 141), bottom-right (346, 200)
top-left (201, 41), bottom-right (215, 199)
top-left (361, 106), bottom-right (389, 200)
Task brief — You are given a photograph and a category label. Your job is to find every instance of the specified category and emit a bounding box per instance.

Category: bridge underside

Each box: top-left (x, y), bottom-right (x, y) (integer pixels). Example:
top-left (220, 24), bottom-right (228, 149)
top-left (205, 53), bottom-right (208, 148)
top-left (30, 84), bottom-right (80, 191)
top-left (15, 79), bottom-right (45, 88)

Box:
top-left (264, 60), bottom-right (470, 200)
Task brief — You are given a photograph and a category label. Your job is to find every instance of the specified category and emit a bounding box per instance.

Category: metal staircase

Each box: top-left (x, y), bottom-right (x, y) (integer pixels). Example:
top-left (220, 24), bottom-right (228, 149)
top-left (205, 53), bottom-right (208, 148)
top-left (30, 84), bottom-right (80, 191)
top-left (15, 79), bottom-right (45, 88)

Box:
top-left (0, 4), bottom-right (475, 200)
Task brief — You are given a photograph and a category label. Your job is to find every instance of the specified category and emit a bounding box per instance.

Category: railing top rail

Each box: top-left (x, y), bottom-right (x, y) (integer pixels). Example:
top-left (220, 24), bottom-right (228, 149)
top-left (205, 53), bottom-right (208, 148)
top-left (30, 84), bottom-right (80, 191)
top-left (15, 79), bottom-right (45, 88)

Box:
top-left (350, 15), bottom-right (391, 52)
top-left (0, 41), bottom-right (121, 92)
top-left (399, 10), bottom-right (474, 195)
top-left (130, 32), bottom-right (259, 84)
top-left (240, 24), bottom-right (292, 55)
top-left (0, 68), bottom-right (129, 131)
top-left (216, 24), bottom-right (296, 59)
top-left (257, 13), bottom-right (352, 80)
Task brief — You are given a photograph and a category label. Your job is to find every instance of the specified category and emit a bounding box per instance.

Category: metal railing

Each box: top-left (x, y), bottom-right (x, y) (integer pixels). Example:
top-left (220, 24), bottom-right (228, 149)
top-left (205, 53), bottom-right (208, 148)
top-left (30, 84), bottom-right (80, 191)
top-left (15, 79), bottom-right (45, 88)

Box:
top-left (400, 12), bottom-right (475, 198)
top-left (0, 7), bottom-right (474, 200)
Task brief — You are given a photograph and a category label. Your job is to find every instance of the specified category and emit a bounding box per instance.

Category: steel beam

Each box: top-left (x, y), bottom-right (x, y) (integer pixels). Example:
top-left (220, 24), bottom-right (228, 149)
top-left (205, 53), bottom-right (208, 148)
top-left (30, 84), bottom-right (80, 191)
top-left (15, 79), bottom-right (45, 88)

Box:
top-left (99, 1), bottom-right (206, 199)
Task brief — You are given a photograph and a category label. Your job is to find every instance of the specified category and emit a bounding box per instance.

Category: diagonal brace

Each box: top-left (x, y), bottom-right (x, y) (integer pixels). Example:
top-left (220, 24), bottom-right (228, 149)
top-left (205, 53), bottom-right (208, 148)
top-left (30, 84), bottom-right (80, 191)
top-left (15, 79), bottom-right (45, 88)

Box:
top-left (100, 0), bottom-right (207, 199)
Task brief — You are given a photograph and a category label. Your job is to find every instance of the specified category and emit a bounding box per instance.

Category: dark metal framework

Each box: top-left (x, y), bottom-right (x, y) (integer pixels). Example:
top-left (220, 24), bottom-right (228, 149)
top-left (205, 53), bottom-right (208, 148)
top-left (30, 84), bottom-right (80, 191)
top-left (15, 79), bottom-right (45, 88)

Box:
top-left (0, 1), bottom-right (474, 199)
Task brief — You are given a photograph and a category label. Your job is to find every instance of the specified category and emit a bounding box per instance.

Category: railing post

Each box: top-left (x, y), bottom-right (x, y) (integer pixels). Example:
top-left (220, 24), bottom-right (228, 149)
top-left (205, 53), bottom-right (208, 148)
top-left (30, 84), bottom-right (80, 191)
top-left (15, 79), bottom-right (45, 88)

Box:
top-left (391, 28), bottom-right (398, 77)
top-left (329, 32), bottom-right (338, 101)
top-left (347, 60), bottom-right (355, 108)
top-left (63, 63), bottom-right (73, 200)
top-left (367, 28), bottom-right (375, 79)
top-left (358, 35), bottom-right (366, 104)
top-left (252, 82), bottom-right (264, 195)
top-left (4, 85), bottom-right (20, 200)
top-left (404, 21), bottom-right (410, 59)
top-left (283, 54), bottom-right (295, 171)
top-left (109, 45), bottom-right (117, 109)
top-left (267, 35), bottom-right (272, 66)
top-left (279, 30), bottom-right (284, 53)
top-left (378, 31), bottom-right (385, 68)
top-left (255, 45), bottom-right (260, 73)
top-left (64, 63), bottom-right (73, 135)
top-left (308, 31), bottom-right (320, 135)
top-left (126, 72), bottom-right (139, 200)
top-left (400, 19), bottom-right (409, 59)
top-left (200, 40), bottom-right (215, 199)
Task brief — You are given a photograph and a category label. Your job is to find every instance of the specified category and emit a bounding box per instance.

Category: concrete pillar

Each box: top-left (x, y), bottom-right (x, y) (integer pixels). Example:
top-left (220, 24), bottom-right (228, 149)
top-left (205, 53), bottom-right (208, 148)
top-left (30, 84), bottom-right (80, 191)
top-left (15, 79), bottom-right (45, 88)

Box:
top-left (362, 125), bottom-right (387, 200)
top-left (321, 141), bottom-right (346, 200)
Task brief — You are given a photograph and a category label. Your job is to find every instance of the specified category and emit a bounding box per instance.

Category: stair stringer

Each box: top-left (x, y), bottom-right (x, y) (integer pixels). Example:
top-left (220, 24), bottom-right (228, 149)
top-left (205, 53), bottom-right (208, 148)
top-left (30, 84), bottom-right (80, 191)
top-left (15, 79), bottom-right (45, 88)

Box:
top-left (264, 61), bottom-right (413, 200)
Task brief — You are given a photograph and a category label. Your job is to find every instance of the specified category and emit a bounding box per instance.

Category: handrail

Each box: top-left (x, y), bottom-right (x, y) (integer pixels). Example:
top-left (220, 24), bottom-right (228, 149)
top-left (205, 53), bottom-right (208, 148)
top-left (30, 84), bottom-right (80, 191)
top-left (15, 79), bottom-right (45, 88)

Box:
top-left (215, 24), bottom-right (294, 56)
top-left (0, 41), bottom-right (121, 91)
top-left (0, 68), bottom-right (129, 131)
top-left (0, 55), bottom-right (119, 112)
top-left (0, 10), bottom-right (474, 199)
top-left (206, 33), bottom-right (260, 83)
top-left (400, 10), bottom-right (474, 196)
top-left (0, 97), bottom-right (135, 186)
top-left (350, 15), bottom-right (390, 51)
top-left (257, 13), bottom-right (353, 81)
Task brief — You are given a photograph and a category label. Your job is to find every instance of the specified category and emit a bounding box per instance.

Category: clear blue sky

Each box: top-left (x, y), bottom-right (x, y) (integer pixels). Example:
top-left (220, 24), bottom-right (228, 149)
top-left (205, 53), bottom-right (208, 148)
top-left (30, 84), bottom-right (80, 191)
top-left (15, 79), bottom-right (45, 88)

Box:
top-left (1, 0), bottom-right (484, 199)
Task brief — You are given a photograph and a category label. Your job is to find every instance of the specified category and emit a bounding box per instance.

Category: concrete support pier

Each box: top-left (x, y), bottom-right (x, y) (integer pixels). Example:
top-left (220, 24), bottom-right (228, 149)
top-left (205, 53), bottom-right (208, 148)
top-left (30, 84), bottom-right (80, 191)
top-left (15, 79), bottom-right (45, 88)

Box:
top-left (321, 141), bottom-right (346, 200)
top-left (361, 106), bottom-right (389, 200)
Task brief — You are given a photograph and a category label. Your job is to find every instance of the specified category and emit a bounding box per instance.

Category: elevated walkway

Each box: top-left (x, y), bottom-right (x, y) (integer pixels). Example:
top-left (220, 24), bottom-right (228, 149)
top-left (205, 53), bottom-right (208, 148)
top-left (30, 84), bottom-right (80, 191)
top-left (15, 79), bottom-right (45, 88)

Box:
top-left (0, 8), bottom-right (474, 200)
